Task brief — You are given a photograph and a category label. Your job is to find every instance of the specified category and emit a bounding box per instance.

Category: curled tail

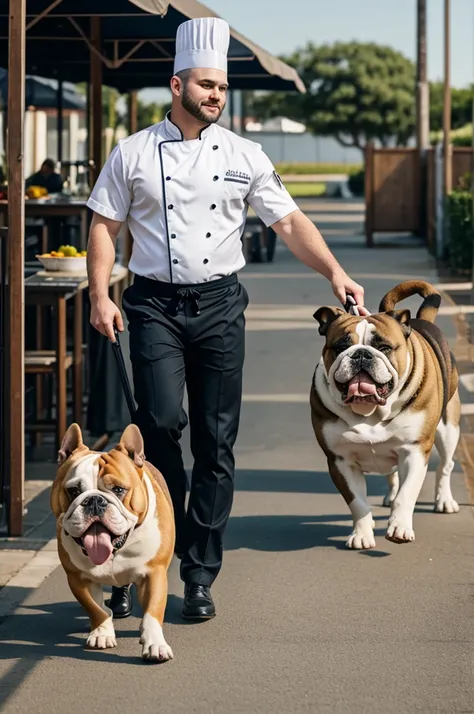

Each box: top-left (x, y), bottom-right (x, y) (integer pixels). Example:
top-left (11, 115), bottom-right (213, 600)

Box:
top-left (379, 280), bottom-right (441, 323)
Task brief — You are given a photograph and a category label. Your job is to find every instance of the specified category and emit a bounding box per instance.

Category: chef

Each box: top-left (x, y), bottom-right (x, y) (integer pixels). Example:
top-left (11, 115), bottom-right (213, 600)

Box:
top-left (86, 16), bottom-right (367, 621)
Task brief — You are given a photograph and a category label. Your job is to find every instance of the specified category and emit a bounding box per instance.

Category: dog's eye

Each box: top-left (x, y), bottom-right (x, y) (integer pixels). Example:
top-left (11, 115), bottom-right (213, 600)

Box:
top-left (332, 344), bottom-right (347, 355)
top-left (67, 485), bottom-right (82, 500)
top-left (112, 486), bottom-right (127, 498)
top-left (379, 344), bottom-right (392, 354)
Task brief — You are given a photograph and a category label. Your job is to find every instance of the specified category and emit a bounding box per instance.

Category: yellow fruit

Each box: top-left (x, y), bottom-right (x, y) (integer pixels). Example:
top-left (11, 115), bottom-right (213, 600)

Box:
top-left (80, 250), bottom-right (87, 257)
top-left (50, 251), bottom-right (58, 257)
top-left (58, 244), bottom-right (78, 257)
top-left (57, 252), bottom-right (65, 257)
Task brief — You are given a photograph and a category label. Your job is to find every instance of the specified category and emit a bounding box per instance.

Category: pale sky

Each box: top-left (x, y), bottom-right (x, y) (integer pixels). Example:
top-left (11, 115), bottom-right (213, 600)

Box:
top-left (140, 0), bottom-right (473, 103)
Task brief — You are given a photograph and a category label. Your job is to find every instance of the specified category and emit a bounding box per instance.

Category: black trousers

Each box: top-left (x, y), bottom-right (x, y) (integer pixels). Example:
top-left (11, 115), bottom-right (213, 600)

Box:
top-left (122, 273), bottom-right (248, 586)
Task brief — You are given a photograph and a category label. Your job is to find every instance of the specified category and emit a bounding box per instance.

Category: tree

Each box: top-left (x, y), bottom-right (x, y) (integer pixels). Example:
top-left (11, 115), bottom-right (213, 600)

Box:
top-left (429, 82), bottom-right (474, 132)
top-left (248, 42), bottom-right (416, 151)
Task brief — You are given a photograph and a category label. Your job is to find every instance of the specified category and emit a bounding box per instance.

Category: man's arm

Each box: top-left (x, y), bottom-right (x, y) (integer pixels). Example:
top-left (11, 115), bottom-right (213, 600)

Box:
top-left (271, 209), bottom-right (365, 309)
top-left (87, 212), bottom-right (124, 341)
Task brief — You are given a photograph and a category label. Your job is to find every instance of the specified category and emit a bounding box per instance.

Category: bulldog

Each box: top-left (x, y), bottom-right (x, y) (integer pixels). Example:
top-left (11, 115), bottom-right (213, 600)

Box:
top-left (310, 280), bottom-right (460, 549)
top-left (51, 422), bottom-right (175, 662)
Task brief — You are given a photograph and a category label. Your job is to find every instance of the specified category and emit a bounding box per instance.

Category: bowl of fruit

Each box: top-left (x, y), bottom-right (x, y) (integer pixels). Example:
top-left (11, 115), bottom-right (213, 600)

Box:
top-left (36, 245), bottom-right (88, 272)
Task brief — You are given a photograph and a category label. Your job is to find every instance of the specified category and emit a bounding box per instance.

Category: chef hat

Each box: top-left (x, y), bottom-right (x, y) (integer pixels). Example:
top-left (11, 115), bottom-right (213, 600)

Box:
top-left (173, 17), bottom-right (230, 75)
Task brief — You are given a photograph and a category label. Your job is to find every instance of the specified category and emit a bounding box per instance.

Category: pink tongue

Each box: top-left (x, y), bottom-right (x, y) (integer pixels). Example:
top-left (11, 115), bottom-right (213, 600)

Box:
top-left (347, 371), bottom-right (377, 398)
top-left (83, 523), bottom-right (113, 565)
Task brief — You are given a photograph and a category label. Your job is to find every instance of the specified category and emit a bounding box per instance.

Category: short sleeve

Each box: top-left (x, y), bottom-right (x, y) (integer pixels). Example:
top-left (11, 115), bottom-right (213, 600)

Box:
top-left (246, 148), bottom-right (298, 227)
top-left (86, 144), bottom-right (131, 222)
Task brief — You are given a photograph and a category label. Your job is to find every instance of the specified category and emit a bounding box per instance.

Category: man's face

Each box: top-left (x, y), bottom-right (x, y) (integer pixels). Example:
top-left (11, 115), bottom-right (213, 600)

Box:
top-left (180, 68), bottom-right (228, 124)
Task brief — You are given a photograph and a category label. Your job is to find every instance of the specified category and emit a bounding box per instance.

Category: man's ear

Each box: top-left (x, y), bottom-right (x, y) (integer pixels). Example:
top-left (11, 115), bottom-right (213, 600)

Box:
top-left (313, 306), bottom-right (345, 336)
top-left (57, 423), bottom-right (84, 465)
top-left (386, 309), bottom-right (412, 336)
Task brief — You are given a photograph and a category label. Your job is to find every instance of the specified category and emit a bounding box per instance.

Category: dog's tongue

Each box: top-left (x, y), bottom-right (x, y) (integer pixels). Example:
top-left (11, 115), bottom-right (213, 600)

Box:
top-left (347, 371), bottom-right (377, 398)
top-left (83, 523), bottom-right (113, 565)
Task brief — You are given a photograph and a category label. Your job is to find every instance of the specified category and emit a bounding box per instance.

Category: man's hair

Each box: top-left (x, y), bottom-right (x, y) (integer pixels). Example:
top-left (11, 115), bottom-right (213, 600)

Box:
top-left (175, 69), bottom-right (192, 85)
top-left (42, 158), bottom-right (55, 170)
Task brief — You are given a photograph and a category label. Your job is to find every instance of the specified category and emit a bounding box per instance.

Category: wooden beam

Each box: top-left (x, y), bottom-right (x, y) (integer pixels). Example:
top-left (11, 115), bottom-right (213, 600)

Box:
top-left (7, 0), bottom-right (25, 536)
top-left (443, 0), bottom-right (451, 197)
top-left (90, 16), bottom-right (102, 187)
top-left (128, 90), bottom-right (138, 135)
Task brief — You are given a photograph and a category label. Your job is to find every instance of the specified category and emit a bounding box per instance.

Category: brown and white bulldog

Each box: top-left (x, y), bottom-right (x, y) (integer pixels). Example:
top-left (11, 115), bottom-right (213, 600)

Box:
top-left (51, 422), bottom-right (175, 662)
top-left (310, 280), bottom-right (460, 549)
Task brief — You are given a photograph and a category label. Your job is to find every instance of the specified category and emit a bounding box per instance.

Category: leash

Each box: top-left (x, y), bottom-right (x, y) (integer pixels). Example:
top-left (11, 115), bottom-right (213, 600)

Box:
top-left (343, 293), bottom-right (361, 316)
top-left (111, 327), bottom-right (137, 418)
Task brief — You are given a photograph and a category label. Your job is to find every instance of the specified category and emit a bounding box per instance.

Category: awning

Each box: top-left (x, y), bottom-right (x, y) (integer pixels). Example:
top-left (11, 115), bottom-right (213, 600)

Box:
top-left (0, 0), bottom-right (305, 93)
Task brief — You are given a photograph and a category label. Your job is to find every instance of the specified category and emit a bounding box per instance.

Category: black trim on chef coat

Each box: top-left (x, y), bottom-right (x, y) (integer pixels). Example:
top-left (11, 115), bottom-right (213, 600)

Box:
top-left (158, 113), bottom-right (214, 282)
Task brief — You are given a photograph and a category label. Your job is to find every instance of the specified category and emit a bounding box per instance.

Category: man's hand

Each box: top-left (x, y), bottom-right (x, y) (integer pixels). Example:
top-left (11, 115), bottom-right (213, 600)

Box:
top-left (331, 268), bottom-right (370, 316)
top-left (90, 296), bottom-right (124, 342)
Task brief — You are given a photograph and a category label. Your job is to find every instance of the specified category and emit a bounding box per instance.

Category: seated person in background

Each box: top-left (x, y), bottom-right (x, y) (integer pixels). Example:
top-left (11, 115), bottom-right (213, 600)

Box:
top-left (26, 159), bottom-right (63, 194)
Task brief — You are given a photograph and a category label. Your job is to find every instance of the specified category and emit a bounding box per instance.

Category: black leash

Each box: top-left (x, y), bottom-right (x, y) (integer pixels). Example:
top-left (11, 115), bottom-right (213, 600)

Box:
top-left (110, 327), bottom-right (137, 418)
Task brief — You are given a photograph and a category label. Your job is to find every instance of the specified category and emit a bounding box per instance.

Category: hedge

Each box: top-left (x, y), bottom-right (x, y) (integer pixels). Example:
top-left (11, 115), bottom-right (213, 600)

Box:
top-left (275, 162), bottom-right (362, 176)
top-left (446, 190), bottom-right (474, 273)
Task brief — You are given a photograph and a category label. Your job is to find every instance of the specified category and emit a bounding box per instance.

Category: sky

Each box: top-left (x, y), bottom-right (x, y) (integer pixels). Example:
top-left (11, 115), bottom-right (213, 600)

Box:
top-left (139, 0), bottom-right (473, 103)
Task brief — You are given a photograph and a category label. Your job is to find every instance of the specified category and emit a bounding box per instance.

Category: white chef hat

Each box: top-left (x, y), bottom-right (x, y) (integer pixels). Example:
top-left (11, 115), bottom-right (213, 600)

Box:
top-left (173, 17), bottom-right (230, 75)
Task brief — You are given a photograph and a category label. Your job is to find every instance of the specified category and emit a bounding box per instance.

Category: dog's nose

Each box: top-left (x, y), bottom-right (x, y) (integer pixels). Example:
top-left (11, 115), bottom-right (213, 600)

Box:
top-left (351, 349), bottom-right (373, 361)
top-left (82, 494), bottom-right (108, 517)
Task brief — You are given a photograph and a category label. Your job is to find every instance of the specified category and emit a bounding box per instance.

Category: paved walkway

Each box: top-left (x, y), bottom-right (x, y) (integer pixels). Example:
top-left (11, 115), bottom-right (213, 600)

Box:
top-left (0, 201), bottom-right (473, 713)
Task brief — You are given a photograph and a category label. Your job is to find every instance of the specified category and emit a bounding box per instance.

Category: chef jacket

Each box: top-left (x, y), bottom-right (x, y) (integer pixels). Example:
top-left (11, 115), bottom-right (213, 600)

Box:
top-left (87, 113), bottom-right (299, 284)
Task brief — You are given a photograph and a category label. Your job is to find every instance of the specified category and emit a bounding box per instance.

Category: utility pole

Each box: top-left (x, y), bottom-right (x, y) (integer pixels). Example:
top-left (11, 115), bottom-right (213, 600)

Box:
top-left (443, 0), bottom-right (452, 199)
top-left (416, 0), bottom-right (429, 240)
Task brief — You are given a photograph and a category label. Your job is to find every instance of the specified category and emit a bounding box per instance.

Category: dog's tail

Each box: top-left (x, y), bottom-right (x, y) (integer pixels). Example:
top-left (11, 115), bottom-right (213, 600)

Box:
top-left (379, 280), bottom-right (441, 323)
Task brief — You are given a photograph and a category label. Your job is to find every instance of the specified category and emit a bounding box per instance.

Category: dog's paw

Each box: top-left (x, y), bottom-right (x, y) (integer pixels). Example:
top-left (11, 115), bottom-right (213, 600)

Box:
top-left (141, 639), bottom-right (174, 662)
top-left (140, 613), bottom-right (173, 663)
top-left (346, 530), bottom-right (376, 549)
top-left (434, 496), bottom-right (459, 514)
top-left (86, 617), bottom-right (116, 649)
top-left (382, 494), bottom-right (395, 508)
top-left (385, 519), bottom-right (415, 544)
top-left (346, 515), bottom-right (376, 549)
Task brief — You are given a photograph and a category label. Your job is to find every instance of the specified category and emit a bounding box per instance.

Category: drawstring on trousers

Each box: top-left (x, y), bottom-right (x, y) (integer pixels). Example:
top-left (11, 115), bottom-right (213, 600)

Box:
top-left (175, 287), bottom-right (202, 316)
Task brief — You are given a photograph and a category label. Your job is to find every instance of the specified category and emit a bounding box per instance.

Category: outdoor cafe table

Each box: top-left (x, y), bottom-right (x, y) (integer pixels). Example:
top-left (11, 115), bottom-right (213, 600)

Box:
top-left (25, 264), bottom-right (129, 450)
top-left (0, 197), bottom-right (89, 251)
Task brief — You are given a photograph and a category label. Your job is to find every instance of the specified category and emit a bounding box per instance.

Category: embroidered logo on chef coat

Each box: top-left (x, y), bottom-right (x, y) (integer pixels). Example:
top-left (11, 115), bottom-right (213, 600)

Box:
top-left (273, 171), bottom-right (284, 189)
top-left (224, 169), bottom-right (251, 185)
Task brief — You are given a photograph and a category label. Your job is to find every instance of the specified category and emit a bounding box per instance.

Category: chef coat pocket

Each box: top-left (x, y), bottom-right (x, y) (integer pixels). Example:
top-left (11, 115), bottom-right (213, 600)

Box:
top-left (223, 177), bottom-right (250, 204)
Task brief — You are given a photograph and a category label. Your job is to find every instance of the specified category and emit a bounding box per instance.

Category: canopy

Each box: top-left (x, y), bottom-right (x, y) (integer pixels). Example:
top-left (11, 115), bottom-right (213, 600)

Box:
top-left (0, 0), bottom-right (305, 93)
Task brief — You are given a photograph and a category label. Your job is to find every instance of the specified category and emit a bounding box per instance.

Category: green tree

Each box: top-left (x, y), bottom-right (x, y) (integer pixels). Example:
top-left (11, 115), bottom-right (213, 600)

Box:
top-left (249, 42), bottom-right (416, 150)
top-left (429, 82), bottom-right (474, 132)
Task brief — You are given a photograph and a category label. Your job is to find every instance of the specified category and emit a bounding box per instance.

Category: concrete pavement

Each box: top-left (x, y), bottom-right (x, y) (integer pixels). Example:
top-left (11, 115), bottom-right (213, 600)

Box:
top-left (0, 202), bottom-right (473, 713)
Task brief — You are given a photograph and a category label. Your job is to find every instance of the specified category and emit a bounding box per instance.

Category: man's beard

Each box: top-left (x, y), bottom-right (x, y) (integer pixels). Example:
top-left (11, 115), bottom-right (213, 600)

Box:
top-left (181, 87), bottom-right (225, 124)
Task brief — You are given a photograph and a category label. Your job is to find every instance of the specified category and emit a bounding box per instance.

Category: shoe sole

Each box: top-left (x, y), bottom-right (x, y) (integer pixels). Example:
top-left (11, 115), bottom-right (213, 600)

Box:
top-left (181, 612), bottom-right (216, 620)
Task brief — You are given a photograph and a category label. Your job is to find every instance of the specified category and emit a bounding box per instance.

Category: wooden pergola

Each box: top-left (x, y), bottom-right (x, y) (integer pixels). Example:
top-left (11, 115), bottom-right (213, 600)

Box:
top-left (3, 0), bottom-right (305, 536)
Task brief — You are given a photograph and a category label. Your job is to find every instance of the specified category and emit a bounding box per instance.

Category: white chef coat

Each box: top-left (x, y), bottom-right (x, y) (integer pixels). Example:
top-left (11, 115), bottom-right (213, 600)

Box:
top-left (87, 113), bottom-right (299, 284)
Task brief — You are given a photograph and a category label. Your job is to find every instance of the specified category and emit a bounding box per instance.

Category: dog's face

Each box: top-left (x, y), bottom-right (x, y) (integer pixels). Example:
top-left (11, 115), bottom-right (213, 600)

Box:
top-left (51, 423), bottom-right (149, 566)
top-left (313, 307), bottom-right (412, 416)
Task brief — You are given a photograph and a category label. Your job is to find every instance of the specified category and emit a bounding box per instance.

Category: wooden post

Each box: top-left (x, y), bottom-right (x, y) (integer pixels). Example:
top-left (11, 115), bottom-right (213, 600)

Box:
top-left (364, 142), bottom-right (374, 248)
top-left (57, 74), bottom-right (63, 165)
top-left (7, 0), bottom-right (25, 536)
top-left (128, 90), bottom-right (138, 135)
top-left (443, 0), bottom-right (451, 197)
top-left (89, 16), bottom-right (102, 187)
top-left (416, 0), bottom-right (429, 239)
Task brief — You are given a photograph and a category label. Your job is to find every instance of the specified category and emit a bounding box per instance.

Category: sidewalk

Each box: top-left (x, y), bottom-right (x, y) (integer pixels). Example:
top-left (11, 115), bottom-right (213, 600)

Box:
top-left (0, 201), bottom-right (473, 713)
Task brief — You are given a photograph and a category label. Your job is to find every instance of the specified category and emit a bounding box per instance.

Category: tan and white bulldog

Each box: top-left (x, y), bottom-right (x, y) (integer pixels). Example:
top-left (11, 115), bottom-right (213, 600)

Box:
top-left (51, 422), bottom-right (175, 662)
top-left (310, 280), bottom-right (460, 549)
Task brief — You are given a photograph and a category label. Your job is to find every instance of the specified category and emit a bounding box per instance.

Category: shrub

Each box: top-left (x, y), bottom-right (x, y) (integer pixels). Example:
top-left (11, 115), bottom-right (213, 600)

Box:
top-left (274, 162), bottom-right (362, 176)
top-left (348, 168), bottom-right (365, 197)
top-left (446, 190), bottom-right (473, 273)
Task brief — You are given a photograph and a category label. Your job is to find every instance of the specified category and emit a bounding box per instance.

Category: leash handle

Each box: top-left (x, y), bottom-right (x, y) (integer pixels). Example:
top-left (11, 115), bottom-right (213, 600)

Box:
top-left (110, 327), bottom-right (137, 418)
top-left (343, 293), bottom-right (359, 316)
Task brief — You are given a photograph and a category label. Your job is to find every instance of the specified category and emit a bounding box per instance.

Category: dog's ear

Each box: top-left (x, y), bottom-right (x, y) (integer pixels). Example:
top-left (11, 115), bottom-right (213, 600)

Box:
top-left (313, 306), bottom-right (345, 336)
top-left (386, 309), bottom-right (411, 336)
top-left (117, 424), bottom-right (145, 467)
top-left (57, 423), bottom-right (84, 465)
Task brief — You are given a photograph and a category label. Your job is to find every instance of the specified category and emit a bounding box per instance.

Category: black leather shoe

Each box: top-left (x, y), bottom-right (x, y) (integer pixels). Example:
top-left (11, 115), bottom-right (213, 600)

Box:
top-left (105, 584), bottom-right (133, 619)
top-left (182, 585), bottom-right (216, 620)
